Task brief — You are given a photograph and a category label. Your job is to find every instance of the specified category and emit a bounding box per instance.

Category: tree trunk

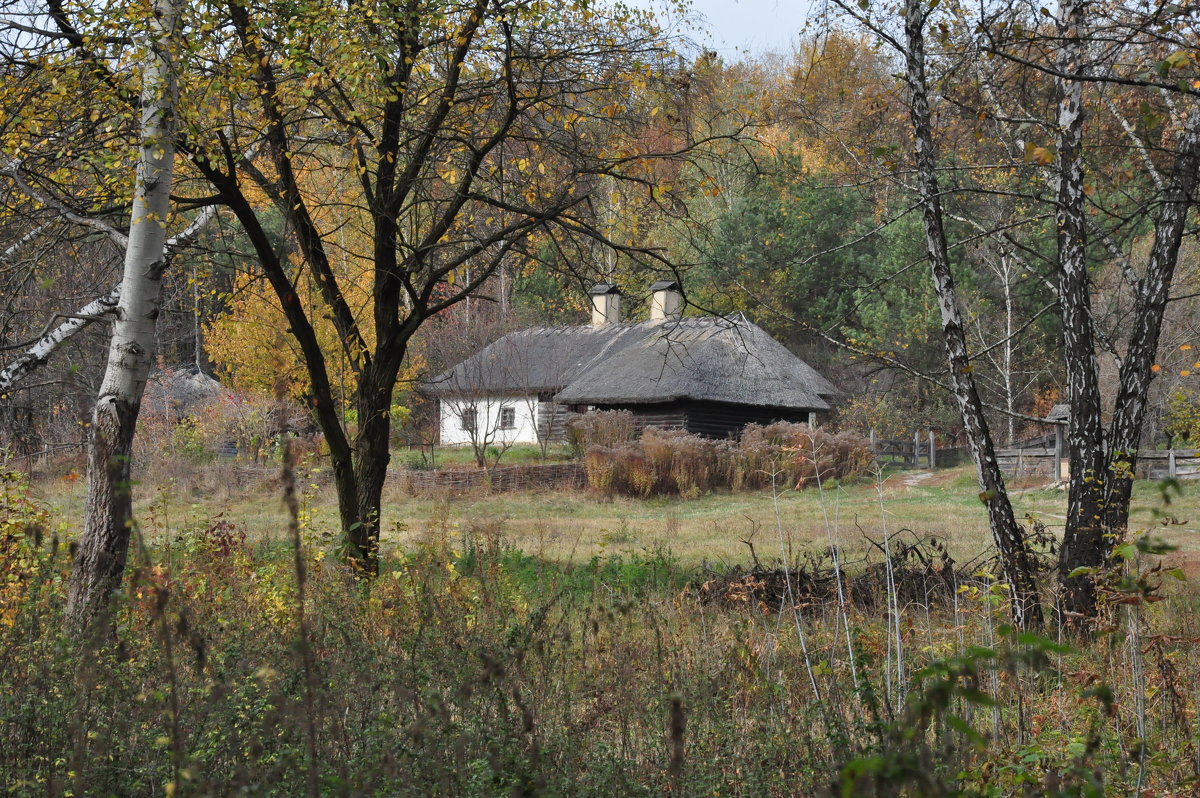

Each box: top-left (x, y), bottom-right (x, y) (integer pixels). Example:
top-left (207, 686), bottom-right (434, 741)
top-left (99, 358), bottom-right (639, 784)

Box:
top-left (66, 0), bottom-right (178, 631)
top-left (903, 0), bottom-right (1043, 629)
top-left (0, 206), bottom-right (214, 393)
top-left (1053, 0), bottom-right (1110, 626)
top-left (347, 367), bottom-right (401, 575)
top-left (1103, 107), bottom-right (1200, 533)
top-left (1000, 256), bottom-right (1016, 445)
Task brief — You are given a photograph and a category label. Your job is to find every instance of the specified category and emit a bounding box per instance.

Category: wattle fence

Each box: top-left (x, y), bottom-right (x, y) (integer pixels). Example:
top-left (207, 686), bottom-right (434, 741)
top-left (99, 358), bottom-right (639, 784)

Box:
top-left (388, 462), bottom-right (586, 495)
top-left (206, 461), bottom-right (586, 496)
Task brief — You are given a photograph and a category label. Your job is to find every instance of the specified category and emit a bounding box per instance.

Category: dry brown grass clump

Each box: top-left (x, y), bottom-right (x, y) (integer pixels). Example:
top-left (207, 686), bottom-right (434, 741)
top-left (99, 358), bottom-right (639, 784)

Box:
top-left (582, 421), bottom-right (872, 498)
top-left (733, 422), bottom-right (874, 491)
top-left (566, 409), bottom-right (637, 453)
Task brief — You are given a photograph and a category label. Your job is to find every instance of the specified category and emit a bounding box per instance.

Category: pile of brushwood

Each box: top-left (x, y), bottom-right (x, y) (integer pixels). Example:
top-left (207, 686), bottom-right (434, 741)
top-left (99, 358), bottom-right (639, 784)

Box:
top-left (697, 524), bottom-right (1058, 614)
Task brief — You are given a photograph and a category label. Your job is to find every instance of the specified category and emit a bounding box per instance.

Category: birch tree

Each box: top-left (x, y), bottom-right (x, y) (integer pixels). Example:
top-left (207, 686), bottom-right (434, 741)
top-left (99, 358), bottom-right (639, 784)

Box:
top-left (1049, 0), bottom-right (1111, 623)
top-left (828, 0), bottom-right (1200, 625)
top-left (900, 0), bottom-right (1043, 629)
top-left (65, 0), bottom-right (179, 627)
top-left (986, 0), bottom-right (1200, 623)
top-left (0, 207), bottom-right (214, 394)
top-left (814, 0), bottom-right (1045, 628)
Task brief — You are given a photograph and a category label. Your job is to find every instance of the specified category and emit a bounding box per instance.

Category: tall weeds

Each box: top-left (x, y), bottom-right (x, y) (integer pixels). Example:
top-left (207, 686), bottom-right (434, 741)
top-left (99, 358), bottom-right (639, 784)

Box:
top-left (582, 422), bottom-right (872, 498)
top-left (2, 465), bottom-right (1199, 795)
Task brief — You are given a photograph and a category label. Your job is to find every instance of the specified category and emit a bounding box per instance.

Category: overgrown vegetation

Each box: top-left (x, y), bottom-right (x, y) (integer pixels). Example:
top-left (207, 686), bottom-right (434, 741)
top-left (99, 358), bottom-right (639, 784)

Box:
top-left (5, 465), bottom-right (1199, 795)
top-left (579, 416), bottom-right (872, 498)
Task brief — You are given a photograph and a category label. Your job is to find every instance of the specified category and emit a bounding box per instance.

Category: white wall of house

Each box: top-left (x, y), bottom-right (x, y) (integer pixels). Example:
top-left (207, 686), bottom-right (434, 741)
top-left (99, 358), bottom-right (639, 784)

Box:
top-left (438, 395), bottom-right (541, 446)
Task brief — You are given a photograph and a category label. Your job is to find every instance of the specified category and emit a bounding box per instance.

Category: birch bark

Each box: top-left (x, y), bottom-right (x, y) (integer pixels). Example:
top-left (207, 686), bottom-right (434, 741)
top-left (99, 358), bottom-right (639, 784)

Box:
top-left (66, 0), bottom-right (179, 629)
top-left (0, 288), bottom-right (121, 393)
top-left (0, 206), bottom-right (214, 394)
top-left (1053, 0), bottom-right (1115, 626)
top-left (902, 0), bottom-right (1042, 629)
top-left (1104, 106), bottom-right (1200, 533)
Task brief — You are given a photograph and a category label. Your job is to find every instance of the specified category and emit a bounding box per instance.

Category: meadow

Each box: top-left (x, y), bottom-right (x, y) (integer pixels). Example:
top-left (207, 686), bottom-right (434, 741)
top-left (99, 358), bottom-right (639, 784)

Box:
top-left (37, 457), bottom-right (1200, 567)
top-left (4, 458), bottom-right (1200, 795)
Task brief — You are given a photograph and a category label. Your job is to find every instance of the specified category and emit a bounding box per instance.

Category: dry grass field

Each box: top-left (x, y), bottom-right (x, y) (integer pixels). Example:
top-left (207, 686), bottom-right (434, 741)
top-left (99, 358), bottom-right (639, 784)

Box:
top-left (33, 461), bottom-right (1200, 569)
top-left (11, 459), bottom-right (1200, 794)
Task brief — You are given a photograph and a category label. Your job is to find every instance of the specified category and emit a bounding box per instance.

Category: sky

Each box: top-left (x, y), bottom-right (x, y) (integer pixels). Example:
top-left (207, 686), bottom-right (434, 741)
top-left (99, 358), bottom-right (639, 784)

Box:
top-left (635, 0), bottom-right (817, 57)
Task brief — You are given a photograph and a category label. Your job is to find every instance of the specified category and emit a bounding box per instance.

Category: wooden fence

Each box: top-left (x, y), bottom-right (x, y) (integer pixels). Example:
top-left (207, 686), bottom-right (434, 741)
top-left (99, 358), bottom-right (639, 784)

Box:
top-left (388, 462), bottom-right (586, 496)
top-left (175, 461), bottom-right (587, 496)
top-left (996, 446), bottom-right (1200, 480)
top-left (995, 448), bottom-right (1061, 480)
top-left (869, 430), bottom-right (939, 469)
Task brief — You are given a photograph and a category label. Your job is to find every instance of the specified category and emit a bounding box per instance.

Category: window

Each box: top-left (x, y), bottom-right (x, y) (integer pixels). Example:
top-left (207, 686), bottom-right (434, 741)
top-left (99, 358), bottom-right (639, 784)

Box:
top-left (459, 406), bottom-right (477, 432)
top-left (498, 406), bottom-right (516, 430)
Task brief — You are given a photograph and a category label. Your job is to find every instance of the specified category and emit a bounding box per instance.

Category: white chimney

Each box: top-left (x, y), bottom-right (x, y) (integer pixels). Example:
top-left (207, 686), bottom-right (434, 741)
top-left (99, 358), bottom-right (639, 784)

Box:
top-left (649, 280), bottom-right (682, 322)
top-left (588, 283), bottom-right (622, 327)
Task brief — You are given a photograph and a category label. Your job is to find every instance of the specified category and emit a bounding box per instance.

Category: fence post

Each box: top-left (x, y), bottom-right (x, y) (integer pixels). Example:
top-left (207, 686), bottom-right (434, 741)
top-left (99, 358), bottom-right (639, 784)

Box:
top-left (1053, 427), bottom-right (1063, 481)
top-left (914, 430), bottom-right (921, 468)
top-left (1170, 448), bottom-right (1177, 479)
top-left (928, 430), bottom-right (936, 469)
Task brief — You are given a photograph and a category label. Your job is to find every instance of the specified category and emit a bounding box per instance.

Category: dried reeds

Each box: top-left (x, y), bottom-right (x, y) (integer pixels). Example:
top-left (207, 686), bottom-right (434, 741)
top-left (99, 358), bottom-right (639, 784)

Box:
top-left (580, 421), bottom-right (872, 498)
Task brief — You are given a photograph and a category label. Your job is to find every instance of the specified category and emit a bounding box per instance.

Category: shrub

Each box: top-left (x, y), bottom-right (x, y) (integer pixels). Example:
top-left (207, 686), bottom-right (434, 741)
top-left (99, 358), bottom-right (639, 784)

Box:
top-left (0, 467), bottom-right (59, 629)
top-left (1163, 387), bottom-right (1200, 446)
top-left (642, 428), bottom-right (731, 498)
top-left (584, 422), bottom-right (871, 498)
top-left (585, 442), bottom-right (651, 497)
top-left (134, 392), bottom-right (315, 469)
top-left (567, 410), bottom-right (637, 455)
top-left (734, 422), bottom-right (873, 491)
top-left (395, 449), bottom-right (431, 471)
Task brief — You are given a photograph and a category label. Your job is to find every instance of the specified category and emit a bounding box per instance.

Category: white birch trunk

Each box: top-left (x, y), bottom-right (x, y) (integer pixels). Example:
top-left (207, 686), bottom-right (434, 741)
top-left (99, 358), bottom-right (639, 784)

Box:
top-left (902, 0), bottom-right (1042, 629)
top-left (66, 0), bottom-right (179, 629)
top-left (0, 205), bottom-right (214, 396)
top-left (1001, 256), bottom-right (1015, 444)
top-left (1104, 105), bottom-right (1200, 531)
top-left (0, 288), bottom-right (121, 393)
top-left (1053, 0), bottom-right (1111, 625)
top-left (0, 206), bottom-right (215, 394)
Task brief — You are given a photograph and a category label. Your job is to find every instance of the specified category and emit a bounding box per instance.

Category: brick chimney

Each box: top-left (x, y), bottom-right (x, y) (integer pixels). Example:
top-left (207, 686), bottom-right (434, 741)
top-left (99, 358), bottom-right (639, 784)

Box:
top-left (588, 283), bottom-right (622, 327)
top-left (649, 280), bottom-right (682, 322)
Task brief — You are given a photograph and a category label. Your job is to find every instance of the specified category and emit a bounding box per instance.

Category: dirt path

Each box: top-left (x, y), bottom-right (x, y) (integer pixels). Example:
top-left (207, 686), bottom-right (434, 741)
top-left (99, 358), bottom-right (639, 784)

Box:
top-left (902, 471), bottom-right (936, 487)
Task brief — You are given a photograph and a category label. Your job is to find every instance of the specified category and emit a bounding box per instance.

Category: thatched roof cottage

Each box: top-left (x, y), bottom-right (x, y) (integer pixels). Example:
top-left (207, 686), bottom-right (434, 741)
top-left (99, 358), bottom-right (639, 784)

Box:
top-left (423, 282), bottom-right (839, 446)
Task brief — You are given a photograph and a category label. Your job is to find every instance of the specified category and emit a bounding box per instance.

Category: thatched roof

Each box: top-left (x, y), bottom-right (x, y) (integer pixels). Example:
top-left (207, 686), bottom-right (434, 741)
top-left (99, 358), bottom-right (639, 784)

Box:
top-left (423, 323), bottom-right (651, 397)
top-left (424, 316), bottom-right (838, 412)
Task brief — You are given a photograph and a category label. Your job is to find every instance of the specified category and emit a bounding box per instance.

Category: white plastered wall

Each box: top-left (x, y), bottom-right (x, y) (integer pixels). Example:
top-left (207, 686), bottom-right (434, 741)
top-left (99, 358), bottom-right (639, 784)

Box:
top-left (438, 396), bottom-right (541, 446)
